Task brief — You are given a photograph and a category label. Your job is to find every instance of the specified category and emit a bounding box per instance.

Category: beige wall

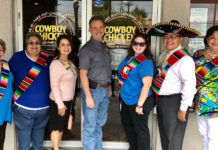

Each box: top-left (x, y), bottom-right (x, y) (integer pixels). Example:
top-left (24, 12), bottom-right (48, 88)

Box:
top-left (160, 0), bottom-right (191, 51)
top-left (162, 0), bottom-right (191, 25)
top-left (0, 0), bottom-right (14, 60)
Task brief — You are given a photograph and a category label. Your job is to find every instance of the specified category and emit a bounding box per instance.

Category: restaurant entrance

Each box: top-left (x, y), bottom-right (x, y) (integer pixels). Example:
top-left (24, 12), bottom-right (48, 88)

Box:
top-left (14, 0), bottom-right (161, 149)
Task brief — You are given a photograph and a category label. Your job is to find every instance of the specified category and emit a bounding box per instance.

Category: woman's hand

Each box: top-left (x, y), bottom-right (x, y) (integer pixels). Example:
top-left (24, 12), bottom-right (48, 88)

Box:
top-left (58, 106), bottom-right (67, 116)
top-left (136, 106), bottom-right (144, 115)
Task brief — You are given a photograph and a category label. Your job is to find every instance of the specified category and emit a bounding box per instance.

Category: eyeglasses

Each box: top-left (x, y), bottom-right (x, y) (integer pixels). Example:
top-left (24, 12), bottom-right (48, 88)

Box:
top-left (163, 34), bottom-right (181, 39)
top-left (132, 41), bottom-right (146, 47)
top-left (28, 42), bottom-right (40, 45)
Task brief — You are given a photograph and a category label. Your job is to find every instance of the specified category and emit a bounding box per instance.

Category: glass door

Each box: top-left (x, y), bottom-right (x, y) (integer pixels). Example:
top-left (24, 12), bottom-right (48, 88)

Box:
top-left (87, 0), bottom-right (160, 149)
top-left (18, 0), bottom-right (84, 148)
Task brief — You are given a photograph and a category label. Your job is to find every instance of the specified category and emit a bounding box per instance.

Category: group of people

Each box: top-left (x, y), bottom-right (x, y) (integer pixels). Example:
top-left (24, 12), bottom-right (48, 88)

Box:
top-left (0, 15), bottom-right (217, 150)
top-left (118, 19), bottom-right (217, 150)
top-left (0, 32), bottom-right (78, 150)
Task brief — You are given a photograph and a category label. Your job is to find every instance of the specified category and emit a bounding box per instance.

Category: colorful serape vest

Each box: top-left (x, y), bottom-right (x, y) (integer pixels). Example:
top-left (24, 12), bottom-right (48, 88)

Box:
top-left (117, 54), bottom-right (147, 87)
top-left (152, 49), bottom-right (190, 95)
top-left (0, 60), bottom-right (10, 100)
top-left (12, 52), bottom-right (49, 103)
top-left (194, 51), bottom-right (218, 89)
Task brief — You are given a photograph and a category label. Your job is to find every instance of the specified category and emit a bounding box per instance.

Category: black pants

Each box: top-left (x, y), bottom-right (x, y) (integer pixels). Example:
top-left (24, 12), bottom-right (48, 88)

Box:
top-left (120, 95), bottom-right (155, 150)
top-left (0, 122), bottom-right (7, 150)
top-left (157, 94), bottom-right (189, 150)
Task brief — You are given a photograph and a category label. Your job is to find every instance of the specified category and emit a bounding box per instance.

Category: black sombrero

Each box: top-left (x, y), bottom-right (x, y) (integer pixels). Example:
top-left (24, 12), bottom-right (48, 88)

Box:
top-left (146, 20), bottom-right (200, 37)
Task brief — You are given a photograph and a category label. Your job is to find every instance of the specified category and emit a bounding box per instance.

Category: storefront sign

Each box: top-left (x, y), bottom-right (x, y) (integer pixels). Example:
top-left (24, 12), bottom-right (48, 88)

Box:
top-left (104, 14), bottom-right (144, 49)
top-left (104, 14), bottom-right (144, 70)
top-left (29, 12), bottom-right (73, 52)
top-left (94, 0), bottom-right (104, 7)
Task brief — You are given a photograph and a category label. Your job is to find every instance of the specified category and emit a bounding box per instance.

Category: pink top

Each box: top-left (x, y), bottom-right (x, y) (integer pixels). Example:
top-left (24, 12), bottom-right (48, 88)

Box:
top-left (49, 60), bottom-right (77, 109)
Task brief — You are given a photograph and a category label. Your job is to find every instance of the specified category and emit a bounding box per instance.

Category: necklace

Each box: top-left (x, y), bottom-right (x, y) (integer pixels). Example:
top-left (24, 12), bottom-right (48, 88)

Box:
top-left (59, 59), bottom-right (70, 64)
top-left (205, 49), bottom-right (218, 60)
top-left (59, 59), bottom-right (73, 71)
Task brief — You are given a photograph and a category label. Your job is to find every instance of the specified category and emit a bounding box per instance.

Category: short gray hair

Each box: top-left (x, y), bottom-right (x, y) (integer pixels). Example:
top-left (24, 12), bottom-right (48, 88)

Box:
top-left (25, 32), bottom-right (42, 46)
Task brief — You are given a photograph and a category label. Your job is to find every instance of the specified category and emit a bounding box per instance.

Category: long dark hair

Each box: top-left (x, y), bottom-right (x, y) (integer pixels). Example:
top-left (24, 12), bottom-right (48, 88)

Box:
top-left (71, 35), bottom-right (81, 67)
top-left (128, 33), bottom-right (154, 62)
top-left (53, 35), bottom-right (75, 63)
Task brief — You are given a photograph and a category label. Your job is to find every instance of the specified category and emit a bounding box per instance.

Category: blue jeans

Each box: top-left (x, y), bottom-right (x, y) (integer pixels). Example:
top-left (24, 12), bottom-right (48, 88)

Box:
top-left (81, 87), bottom-right (110, 150)
top-left (13, 104), bottom-right (49, 150)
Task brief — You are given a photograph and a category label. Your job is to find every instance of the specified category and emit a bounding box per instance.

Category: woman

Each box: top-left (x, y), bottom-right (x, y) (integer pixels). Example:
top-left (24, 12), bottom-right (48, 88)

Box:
top-left (117, 33), bottom-right (155, 150)
top-left (9, 32), bottom-right (51, 150)
top-left (49, 35), bottom-right (77, 150)
top-left (0, 39), bottom-right (13, 150)
top-left (193, 26), bottom-right (218, 150)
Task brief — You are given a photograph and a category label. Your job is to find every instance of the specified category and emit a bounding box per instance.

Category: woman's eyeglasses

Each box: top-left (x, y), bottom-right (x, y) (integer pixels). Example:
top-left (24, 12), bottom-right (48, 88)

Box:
top-left (132, 41), bottom-right (146, 47)
top-left (28, 42), bottom-right (40, 45)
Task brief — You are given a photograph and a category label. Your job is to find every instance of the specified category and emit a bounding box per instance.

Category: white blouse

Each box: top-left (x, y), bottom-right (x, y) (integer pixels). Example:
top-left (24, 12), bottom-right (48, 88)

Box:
top-left (158, 45), bottom-right (197, 111)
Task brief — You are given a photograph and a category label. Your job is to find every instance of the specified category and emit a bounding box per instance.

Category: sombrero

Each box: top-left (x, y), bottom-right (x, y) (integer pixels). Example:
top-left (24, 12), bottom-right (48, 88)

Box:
top-left (146, 20), bottom-right (200, 37)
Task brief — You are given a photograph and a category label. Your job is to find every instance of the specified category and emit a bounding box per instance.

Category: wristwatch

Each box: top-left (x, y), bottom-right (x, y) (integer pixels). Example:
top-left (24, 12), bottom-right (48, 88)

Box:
top-left (136, 104), bottom-right (143, 109)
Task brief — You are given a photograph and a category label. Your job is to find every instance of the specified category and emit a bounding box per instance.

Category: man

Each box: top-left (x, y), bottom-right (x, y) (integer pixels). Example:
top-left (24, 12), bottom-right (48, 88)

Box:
top-left (146, 20), bottom-right (200, 150)
top-left (79, 16), bottom-right (112, 150)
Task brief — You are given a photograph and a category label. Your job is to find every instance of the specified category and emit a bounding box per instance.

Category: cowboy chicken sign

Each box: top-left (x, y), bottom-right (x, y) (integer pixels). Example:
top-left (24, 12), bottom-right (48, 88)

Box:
top-left (104, 14), bottom-right (144, 70)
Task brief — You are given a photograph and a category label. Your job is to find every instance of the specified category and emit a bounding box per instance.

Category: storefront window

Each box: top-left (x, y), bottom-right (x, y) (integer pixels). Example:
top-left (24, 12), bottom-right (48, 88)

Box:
top-left (92, 0), bottom-right (153, 141)
top-left (23, 0), bottom-right (82, 141)
top-left (23, 0), bottom-right (81, 54)
top-left (189, 0), bottom-right (218, 54)
top-left (22, 0), bottom-right (154, 145)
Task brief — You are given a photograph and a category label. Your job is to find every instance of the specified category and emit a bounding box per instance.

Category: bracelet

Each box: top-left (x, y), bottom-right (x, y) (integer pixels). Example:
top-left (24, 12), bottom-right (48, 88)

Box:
top-left (136, 104), bottom-right (143, 109)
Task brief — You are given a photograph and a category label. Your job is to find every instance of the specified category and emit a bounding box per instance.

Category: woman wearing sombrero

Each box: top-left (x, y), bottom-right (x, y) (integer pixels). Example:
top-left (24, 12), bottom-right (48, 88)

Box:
top-left (146, 20), bottom-right (200, 150)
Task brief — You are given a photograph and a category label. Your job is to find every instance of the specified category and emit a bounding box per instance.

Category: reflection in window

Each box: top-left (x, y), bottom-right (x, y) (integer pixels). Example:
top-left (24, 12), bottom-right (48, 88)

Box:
top-left (23, 0), bottom-right (82, 141)
top-left (23, 0), bottom-right (82, 53)
top-left (93, 1), bottom-right (153, 30)
top-left (189, 0), bottom-right (218, 54)
top-left (92, 0), bottom-right (154, 142)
